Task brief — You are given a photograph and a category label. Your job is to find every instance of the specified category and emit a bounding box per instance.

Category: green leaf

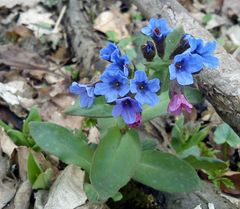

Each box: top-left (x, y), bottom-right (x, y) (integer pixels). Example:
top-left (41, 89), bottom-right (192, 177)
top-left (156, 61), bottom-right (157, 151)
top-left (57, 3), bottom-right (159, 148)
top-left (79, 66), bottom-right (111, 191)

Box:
top-left (106, 31), bottom-right (118, 42)
top-left (23, 107), bottom-right (41, 137)
top-left (184, 155), bottom-right (227, 171)
top-left (65, 97), bottom-right (112, 118)
top-left (145, 57), bottom-right (169, 70)
top-left (133, 150), bottom-right (200, 193)
top-left (141, 138), bottom-right (157, 151)
top-left (29, 122), bottom-right (94, 172)
top-left (142, 91), bottom-right (169, 122)
top-left (112, 192), bottom-right (123, 202)
top-left (163, 27), bottom-right (185, 61)
top-left (32, 168), bottom-right (53, 189)
top-left (202, 13), bottom-right (212, 25)
top-left (118, 37), bottom-right (131, 48)
top-left (183, 86), bottom-right (204, 104)
top-left (178, 146), bottom-right (201, 158)
top-left (97, 117), bottom-right (125, 135)
top-left (214, 123), bottom-right (240, 148)
top-left (27, 152), bottom-right (43, 185)
top-left (152, 65), bottom-right (169, 92)
top-left (183, 126), bottom-right (210, 151)
top-left (90, 127), bottom-right (141, 202)
top-left (84, 183), bottom-right (104, 204)
top-left (171, 116), bottom-right (185, 152)
top-left (0, 120), bottom-right (29, 146)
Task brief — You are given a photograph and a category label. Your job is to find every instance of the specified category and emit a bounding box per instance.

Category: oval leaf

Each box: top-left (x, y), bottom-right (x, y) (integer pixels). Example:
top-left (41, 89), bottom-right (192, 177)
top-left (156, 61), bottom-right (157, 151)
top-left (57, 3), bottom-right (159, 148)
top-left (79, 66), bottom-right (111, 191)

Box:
top-left (65, 97), bottom-right (112, 118)
top-left (183, 86), bottom-right (204, 104)
top-left (90, 127), bottom-right (141, 202)
top-left (184, 155), bottom-right (227, 171)
top-left (29, 122), bottom-right (94, 172)
top-left (163, 27), bottom-right (185, 61)
top-left (214, 123), bottom-right (240, 148)
top-left (133, 150), bottom-right (200, 192)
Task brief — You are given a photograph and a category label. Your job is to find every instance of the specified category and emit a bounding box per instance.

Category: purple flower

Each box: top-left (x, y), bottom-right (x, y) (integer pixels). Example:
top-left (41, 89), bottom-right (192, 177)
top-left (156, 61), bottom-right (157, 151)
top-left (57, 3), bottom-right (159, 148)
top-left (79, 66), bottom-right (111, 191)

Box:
top-left (105, 49), bottom-right (129, 76)
top-left (112, 97), bottom-right (142, 124)
top-left (169, 53), bottom-right (203, 85)
top-left (130, 70), bottom-right (160, 106)
top-left (99, 42), bottom-right (118, 62)
top-left (94, 71), bottom-right (129, 103)
top-left (141, 18), bottom-right (172, 40)
top-left (69, 82), bottom-right (94, 108)
top-left (186, 35), bottom-right (219, 69)
top-left (168, 93), bottom-right (192, 115)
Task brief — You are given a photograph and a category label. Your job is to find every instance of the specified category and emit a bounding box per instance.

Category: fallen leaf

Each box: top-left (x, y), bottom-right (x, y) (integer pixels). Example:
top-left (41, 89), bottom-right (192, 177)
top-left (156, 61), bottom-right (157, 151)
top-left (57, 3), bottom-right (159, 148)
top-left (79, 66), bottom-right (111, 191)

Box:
top-left (0, 0), bottom-right (39, 8)
top-left (13, 146), bottom-right (30, 181)
top-left (88, 126), bottom-right (100, 144)
top-left (227, 26), bottom-right (240, 46)
top-left (221, 171), bottom-right (240, 196)
top-left (14, 181), bottom-right (32, 209)
top-left (222, 0), bottom-right (240, 19)
top-left (0, 44), bottom-right (48, 71)
top-left (94, 6), bottom-right (130, 40)
top-left (6, 25), bottom-right (33, 41)
top-left (0, 155), bottom-right (17, 208)
top-left (44, 165), bottom-right (87, 209)
top-left (208, 203), bottom-right (215, 209)
top-left (17, 6), bottom-right (55, 37)
top-left (0, 128), bottom-right (17, 157)
top-left (193, 204), bottom-right (202, 209)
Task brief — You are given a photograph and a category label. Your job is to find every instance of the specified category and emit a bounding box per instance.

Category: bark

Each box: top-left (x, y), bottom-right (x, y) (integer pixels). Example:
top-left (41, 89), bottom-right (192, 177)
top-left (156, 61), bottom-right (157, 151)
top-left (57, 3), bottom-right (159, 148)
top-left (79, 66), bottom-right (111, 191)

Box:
top-left (62, 0), bottom-right (108, 78)
top-left (130, 0), bottom-right (240, 134)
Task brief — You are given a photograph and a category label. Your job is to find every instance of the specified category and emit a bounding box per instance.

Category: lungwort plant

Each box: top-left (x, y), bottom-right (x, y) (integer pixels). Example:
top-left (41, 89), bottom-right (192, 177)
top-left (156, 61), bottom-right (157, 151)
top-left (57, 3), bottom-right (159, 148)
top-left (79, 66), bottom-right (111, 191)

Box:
top-left (29, 18), bottom-right (219, 203)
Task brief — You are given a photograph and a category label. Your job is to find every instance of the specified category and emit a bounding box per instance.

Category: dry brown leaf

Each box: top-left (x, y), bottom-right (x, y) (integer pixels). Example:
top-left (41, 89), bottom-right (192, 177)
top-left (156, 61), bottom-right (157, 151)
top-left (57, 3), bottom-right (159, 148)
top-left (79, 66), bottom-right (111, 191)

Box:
top-left (0, 128), bottom-right (17, 157)
top-left (94, 6), bottom-right (130, 39)
top-left (17, 6), bottom-right (55, 37)
top-left (40, 101), bottom-right (83, 129)
top-left (44, 165), bottom-right (87, 209)
top-left (222, 0), bottom-right (240, 19)
top-left (6, 25), bottom-right (33, 41)
top-left (0, 0), bottom-right (39, 8)
top-left (221, 171), bottom-right (240, 196)
top-left (14, 181), bottom-right (32, 209)
top-left (227, 26), bottom-right (240, 46)
top-left (13, 146), bottom-right (29, 181)
top-left (0, 45), bottom-right (48, 71)
top-left (0, 79), bottom-right (36, 116)
top-left (0, 156), bottom-right (17, 208)
top-left (88, 126), bottom-right (100, 144)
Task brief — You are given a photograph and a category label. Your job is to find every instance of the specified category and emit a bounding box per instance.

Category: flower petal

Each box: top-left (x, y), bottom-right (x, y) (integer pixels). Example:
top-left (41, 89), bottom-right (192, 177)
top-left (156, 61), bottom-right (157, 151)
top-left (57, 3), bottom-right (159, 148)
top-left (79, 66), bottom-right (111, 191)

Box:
top-left (176, 71), bottom-right (194, 85)
top-left (148, 78), bottom-right (160, 92)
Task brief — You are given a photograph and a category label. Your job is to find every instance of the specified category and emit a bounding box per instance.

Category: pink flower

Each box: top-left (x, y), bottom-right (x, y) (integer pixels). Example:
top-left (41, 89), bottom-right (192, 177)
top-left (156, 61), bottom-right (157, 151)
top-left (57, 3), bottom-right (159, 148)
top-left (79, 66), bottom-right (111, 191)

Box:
top-left (168, 93), bottom-right (193, 116)
top-left (128, 113), bottom-right (142, 128)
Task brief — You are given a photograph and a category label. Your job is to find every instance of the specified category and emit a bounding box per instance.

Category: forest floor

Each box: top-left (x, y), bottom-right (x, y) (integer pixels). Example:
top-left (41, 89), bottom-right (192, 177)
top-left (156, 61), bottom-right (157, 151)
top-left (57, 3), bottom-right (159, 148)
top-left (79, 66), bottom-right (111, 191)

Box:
top-left (0, 0), bottom-right (240, 209)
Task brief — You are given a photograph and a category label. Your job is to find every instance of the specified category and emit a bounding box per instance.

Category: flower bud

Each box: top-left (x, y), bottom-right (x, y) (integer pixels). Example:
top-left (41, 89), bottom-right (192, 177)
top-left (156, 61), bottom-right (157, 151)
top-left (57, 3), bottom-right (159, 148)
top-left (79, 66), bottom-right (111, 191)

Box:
top-left (141, 41), bottom-right (156, 61)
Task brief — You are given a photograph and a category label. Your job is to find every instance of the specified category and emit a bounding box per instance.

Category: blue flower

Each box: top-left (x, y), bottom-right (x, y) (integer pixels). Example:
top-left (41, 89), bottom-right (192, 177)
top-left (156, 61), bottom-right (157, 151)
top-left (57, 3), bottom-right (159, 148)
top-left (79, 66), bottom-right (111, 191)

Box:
top-left (112, 97), bottom-right (142, 124)
top-left (130, 70), bottom-right (160, 106)
top-left (169, 53), bottom-right (203, 85)
top-left (186, 35), bottom-right (219, 69)
top-left (94, 71), bottom-right (129, 103)
top-left (69, 82), bottom-right (94, 108)
top-left (99, 42), bottom-right (118, 62)
top-left (105, 49), bottom-right (129, 76)
top-left (141, 18), bottom-right (172, 40)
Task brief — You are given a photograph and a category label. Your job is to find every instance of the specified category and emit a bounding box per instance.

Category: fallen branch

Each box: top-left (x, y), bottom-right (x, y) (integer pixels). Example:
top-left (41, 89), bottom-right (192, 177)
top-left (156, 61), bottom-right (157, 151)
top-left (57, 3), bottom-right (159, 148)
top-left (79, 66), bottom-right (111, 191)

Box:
top-left (131, 0), bottom-right (240, 134)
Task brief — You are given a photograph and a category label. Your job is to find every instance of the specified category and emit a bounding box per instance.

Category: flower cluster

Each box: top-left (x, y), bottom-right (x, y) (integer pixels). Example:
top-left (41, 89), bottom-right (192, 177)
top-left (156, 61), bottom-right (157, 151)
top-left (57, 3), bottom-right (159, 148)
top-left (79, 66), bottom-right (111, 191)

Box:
top-left (141, 18), bottom-right (219, 115)
top-left (70, 17), bottom-right (219, 124)
top-left (70, 42), bottom-right (160, 126)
